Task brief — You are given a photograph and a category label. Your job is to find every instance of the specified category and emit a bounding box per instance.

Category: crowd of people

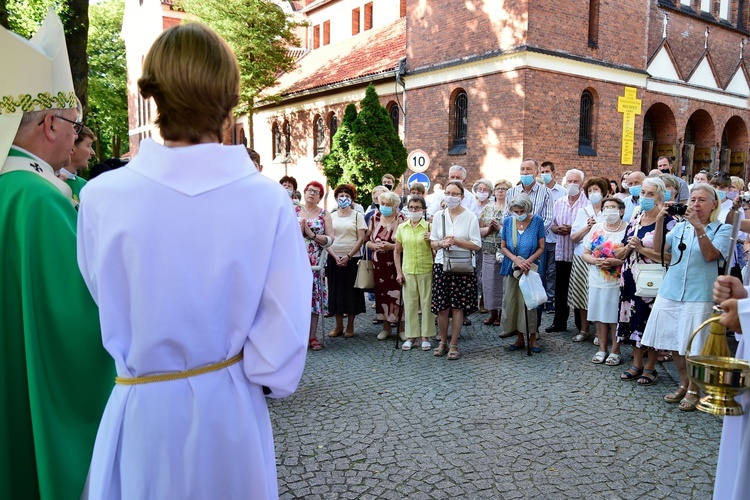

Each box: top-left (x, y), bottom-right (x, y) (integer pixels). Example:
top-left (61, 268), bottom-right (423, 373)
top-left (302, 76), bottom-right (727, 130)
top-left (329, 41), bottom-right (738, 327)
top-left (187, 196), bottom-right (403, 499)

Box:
top-left (296, 158), bottom-right (746, 415)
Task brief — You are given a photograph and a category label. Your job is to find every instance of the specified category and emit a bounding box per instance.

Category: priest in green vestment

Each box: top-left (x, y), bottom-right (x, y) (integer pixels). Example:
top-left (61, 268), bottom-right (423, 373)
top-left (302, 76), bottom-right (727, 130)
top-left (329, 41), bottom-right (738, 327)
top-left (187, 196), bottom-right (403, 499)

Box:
top-left (0, 11), bottom-right (114, 500)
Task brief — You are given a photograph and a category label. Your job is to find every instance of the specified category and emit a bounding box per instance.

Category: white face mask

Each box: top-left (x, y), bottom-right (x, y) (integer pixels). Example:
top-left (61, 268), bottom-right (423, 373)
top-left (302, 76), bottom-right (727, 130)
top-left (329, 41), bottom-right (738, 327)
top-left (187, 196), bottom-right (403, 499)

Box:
top-left (588, 192), bottom-right (603, 205)
top-left (475, 191), bottom-right (489, 201)
top-left (409, 211), bottom-right (423, 221)
top-left (603, 209), bottom-right (621, 223)
top-left (444, 195), bottom-right (461, 209)
top-left (621, 181), bottom-right (629, 189)
top-left (567, 184), bottom-right (580, 197)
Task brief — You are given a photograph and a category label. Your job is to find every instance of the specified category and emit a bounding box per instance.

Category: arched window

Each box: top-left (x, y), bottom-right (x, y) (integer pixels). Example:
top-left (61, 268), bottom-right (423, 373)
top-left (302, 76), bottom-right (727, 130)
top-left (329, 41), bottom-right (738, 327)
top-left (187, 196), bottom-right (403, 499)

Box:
top-left (329, 114), bottom-right (338, 149)
top-left (314, 114), bottom-right (325, 157)
top-left (272, 122), bottom-right (282, 157)
top-left (388, 103), bottom-right (399, 133)
top-left (449, 90), bottom-right (467, 155)
top-left (578, 90), bottom-right (596, 156)
top-left (284, 121), bottom-right (291, 157)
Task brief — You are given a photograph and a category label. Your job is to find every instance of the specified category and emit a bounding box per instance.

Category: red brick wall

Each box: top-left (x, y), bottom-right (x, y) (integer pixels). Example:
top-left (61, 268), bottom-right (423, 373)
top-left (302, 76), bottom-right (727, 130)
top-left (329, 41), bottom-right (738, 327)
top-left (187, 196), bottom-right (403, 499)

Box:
top-left (406, 0), bottom-right (529, 70)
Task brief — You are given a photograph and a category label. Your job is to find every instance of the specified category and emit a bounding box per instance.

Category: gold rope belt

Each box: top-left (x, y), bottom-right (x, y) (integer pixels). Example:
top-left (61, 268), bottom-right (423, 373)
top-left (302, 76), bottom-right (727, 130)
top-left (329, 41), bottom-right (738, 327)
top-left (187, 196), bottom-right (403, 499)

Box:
top-left (114, 352), bottom-right (244, 385)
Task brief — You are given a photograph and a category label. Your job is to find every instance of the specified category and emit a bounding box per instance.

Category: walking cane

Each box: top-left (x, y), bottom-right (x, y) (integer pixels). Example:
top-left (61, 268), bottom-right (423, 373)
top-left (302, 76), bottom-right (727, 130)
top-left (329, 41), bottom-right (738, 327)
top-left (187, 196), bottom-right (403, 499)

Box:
top-left (395, 281), bottom-right (405, 350)
top-left (524, 302), bottom-right (531, 356)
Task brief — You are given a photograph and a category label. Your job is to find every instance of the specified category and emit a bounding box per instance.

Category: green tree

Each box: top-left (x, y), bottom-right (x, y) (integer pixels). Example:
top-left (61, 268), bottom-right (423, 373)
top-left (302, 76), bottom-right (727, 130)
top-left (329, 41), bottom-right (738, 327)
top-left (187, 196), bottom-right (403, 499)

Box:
top-left (87, 0), bottom-right (127, 160)
top-left (177, 0), bottom-right (303, 145)
top-left (322, 103), bottom-right (357, 189)
top-left (345, 84), bottom-right (407, 207)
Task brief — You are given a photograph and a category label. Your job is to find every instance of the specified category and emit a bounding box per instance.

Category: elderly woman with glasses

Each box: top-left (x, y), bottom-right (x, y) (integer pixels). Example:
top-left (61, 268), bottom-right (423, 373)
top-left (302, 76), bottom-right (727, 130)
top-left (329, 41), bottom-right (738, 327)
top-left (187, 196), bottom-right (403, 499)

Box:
top-left (499, 193), bottom-right (546, 352)
top-left (479, 179), bottom-right (511, 326)
top-left (327, 184), bottom-right (367, 337)
top-left (642, 183), bottom-right (732, 411)
top-left (366, 190), bottom-right (406, 339)
top-left (297, 181), bottom-right (334, 351)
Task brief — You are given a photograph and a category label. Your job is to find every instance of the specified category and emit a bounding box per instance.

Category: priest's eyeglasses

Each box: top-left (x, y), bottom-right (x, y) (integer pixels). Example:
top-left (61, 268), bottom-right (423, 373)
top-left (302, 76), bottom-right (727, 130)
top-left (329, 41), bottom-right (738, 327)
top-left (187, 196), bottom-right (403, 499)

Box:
top-left (38, 114), bottom-right (85, 135)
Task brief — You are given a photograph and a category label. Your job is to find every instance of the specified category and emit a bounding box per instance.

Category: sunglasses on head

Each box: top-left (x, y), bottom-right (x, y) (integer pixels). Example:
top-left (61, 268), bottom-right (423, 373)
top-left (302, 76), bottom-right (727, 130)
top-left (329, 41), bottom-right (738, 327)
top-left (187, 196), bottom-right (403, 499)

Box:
top-left (713, 172), bottom-right (731, 180)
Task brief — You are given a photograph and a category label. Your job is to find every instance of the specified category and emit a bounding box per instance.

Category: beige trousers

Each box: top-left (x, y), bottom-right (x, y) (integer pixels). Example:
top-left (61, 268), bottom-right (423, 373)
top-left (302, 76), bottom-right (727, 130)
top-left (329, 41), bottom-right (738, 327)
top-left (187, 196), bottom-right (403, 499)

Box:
top-left (403, 272), bottom-right (435, 339)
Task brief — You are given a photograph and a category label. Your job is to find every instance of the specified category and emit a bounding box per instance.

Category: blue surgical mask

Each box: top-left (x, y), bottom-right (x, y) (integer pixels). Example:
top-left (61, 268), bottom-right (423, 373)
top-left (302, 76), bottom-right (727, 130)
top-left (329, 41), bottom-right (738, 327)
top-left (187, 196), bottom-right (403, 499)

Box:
top-left (639, 197), bottom-right (655, 212)
top-left (588, 192), bottom-right (603, 205)
top-left (337, 197), bottom-right (352, 209)
top-left (520, 174), bottom-right (535, 186)
top-left (663, 190), bottom-right (671, 202)
top-left (718, 190), bottom-right (727, 201)
top-left (629, 185), bottom-right (642, 197)
top-left (512, 213), bottom-right (528, 222)
top-left (541, 173), bottom-right (553, 184)
top-left (379, 206), bottom-right (394, 216)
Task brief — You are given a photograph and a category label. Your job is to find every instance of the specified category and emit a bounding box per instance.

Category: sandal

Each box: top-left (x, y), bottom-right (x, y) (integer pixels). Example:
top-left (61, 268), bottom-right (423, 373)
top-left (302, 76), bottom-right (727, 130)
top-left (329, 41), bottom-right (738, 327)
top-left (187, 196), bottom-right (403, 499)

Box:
top-left (605, 353), bottom-right (622, 366)
top-left (573, 332), bottom-right (591, 342)
top-left (401, 340), bottom-right (413, 351)
top-left (344, 330), bottom-right (355, 338)
top-left (447, 344), bottom-right (460, 360)
top-left (421, 341), bottom-right (432, 351)
top-left (664, 385), bottom-right (688, 403)
top-left (657, 351), bottom-right (673, 363)
top-left (433, 342), bottom-right (447, 357)
top-left (592, 351), bottom-right (607, 364)
top-left (637, 368), bottom-right (658, 386)
top-left (328, 328), bottom-right (343, 338)
top-left (621, 365), bottom-right (643, 381)
top-left (309, 338), bottom-right (323, 351)
top-left (493, 319), bottom-right (501, 326)
top-left (679, 390), bottom-right (700, 411)
top-left (483, 314), bottom-right (498, 325)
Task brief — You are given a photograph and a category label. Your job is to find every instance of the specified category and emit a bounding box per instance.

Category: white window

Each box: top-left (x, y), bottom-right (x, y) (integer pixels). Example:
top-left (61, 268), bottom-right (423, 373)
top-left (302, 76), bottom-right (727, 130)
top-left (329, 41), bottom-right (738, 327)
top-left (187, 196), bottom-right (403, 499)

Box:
top-left (720, 0), bottom-right (730, 19)
top-left (700, 0), bottom-right (711, 13)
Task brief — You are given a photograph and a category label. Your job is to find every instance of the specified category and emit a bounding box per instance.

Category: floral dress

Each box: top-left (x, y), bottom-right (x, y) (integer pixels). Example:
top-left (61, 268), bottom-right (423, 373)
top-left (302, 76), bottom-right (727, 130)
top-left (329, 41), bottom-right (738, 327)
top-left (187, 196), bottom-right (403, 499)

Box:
top-left (616, 211), bottom-right (673, 346)
top-left (584, 223), bottom-right (626, 324)
top-left (369, 212), bottom-right (406, 323)
top-left (296, 205), bottom-right (328, 315)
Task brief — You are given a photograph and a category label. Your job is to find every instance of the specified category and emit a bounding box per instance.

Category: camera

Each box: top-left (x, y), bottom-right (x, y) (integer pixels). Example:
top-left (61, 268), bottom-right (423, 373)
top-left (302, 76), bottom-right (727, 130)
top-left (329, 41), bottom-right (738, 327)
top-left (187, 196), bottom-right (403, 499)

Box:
top-left (666, 203), bottom-right (688, 216)
top-left (740, 194), bottom-right (750, 204)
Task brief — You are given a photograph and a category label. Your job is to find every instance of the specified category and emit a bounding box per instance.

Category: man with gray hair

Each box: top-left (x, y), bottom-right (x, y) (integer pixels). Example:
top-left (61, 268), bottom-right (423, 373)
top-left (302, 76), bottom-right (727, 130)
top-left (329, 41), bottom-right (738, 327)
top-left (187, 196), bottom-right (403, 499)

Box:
top-left (0, 12), bottom-right (113, 499)
top-left (546, 168), bottom-right (590, 333)
top-left (427, 164), bottom-right (480, 217)
top-left (539, 161), bottom-right (566, 313)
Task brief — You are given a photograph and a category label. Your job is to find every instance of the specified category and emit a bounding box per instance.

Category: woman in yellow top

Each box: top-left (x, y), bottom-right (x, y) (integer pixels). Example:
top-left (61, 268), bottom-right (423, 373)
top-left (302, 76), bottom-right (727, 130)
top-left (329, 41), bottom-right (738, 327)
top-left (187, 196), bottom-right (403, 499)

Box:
top-left (394, 195), bottom-right (435, 351)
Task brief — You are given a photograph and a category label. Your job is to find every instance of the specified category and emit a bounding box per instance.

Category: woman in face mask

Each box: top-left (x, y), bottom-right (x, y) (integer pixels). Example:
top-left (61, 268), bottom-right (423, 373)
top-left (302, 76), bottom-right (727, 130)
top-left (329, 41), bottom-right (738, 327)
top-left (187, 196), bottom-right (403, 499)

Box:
top-left (394, 195), bottom-right (435, 350)
top-left (429, 180), bottom-right (482, 360)
top-left (569, 177), bottom-right (610, 343)
top-left (327, 184), bottom-right (367, 337)
top-left (581, 198), bottom-right (627, 365)
top-left (279, 175), bottom-right (298, 200)
top-left (366, 191), bottom-right (406, 340)
top-left (473, 178), bottom-right (493, 314)
top-left (614, 177), bottom-right (672, 386)
top-left (498, 193), bottom-right (546, 352)
top-left (479, 179), bottom-right (512, 327)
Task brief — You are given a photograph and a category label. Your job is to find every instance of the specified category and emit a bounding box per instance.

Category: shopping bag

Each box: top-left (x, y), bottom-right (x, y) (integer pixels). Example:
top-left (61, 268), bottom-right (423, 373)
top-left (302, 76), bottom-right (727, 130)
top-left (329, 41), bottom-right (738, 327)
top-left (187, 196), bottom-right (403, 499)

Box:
top-left (354, 259), bottom-right (375, 289)
top-left (518, 270), bottom-right (547, 310)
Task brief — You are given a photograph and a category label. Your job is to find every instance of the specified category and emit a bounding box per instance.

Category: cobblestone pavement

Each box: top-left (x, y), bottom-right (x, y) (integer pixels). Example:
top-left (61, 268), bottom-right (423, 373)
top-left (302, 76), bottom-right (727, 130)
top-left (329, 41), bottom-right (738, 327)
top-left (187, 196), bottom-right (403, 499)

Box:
top-left (269, 300), bottom-right (723, 499)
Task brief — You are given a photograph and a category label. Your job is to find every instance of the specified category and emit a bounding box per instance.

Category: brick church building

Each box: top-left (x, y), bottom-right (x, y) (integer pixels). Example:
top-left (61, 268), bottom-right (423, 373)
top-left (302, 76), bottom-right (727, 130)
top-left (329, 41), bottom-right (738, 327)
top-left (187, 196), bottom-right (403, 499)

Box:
top-left (123, 0), bottom-right (750, 193)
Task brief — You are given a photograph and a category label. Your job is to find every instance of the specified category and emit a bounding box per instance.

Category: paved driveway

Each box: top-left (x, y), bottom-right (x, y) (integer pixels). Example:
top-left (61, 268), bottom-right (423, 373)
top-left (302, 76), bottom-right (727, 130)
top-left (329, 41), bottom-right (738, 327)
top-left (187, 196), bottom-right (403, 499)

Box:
top-left (269, 303), bottom-right (722, 499)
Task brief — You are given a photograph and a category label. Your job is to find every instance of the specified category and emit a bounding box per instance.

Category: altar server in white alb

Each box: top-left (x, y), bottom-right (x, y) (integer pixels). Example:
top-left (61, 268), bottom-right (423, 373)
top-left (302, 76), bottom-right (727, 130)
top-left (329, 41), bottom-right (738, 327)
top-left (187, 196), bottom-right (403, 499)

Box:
top-left (78, 23), bottom-right (312, 499)
top-left (713, 274), bottom-right (750, 500)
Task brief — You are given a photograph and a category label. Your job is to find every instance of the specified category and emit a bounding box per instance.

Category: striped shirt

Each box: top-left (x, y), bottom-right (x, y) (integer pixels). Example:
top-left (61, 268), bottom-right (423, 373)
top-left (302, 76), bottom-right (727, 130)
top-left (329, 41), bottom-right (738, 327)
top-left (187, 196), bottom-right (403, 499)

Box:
top-left (553, 193), bottom-right (590, 261)
top-left (504, 182), bottom-right (553, 232)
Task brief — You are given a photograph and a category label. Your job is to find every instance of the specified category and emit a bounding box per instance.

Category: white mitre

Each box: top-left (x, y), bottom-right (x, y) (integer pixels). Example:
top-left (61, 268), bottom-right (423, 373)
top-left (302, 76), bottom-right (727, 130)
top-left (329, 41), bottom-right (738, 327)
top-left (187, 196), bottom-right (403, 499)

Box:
top-left (0, 9), bottom-right (78, 168)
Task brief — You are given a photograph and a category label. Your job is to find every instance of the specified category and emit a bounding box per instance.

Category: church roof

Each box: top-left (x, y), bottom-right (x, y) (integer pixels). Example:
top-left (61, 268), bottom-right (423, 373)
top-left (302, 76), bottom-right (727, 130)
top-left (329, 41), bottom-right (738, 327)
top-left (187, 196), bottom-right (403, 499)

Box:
top-left (271, 17), bottom-right (406, 98)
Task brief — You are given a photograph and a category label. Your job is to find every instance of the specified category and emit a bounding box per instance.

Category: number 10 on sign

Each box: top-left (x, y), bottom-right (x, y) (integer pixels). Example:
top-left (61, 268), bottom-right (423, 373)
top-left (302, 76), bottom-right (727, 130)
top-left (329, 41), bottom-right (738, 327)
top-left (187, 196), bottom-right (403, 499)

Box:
top-left (408, 149), bottom-right (430, 173)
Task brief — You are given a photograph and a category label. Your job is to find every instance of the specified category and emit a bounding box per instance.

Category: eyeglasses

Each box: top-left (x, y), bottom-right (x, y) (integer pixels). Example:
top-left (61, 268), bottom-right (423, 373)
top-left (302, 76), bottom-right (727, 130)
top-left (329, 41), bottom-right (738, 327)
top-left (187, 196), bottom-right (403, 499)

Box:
top-left (305, 188), bottom-right (321, 195)
top-left (495, 187), bottom-right (509, 192)
top-left (407, 206), bottom-right (424, 212)
top-left (38, 114), bottom-right (84, 135)
top-left (713, 172), bottom-right (731, 180)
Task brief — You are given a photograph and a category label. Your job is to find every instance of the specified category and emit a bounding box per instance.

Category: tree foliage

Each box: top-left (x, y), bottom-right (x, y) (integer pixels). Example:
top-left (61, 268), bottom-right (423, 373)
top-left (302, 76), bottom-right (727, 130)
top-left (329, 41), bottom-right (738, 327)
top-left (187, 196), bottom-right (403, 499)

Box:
top-left (345, 85), bottom-right (407, 207)
top-left (322, 103), bottom-right (357, 189)
top-left (177, 0), bottom-right (303, 116)
top-left (88, 0), bottom-right (128, 159)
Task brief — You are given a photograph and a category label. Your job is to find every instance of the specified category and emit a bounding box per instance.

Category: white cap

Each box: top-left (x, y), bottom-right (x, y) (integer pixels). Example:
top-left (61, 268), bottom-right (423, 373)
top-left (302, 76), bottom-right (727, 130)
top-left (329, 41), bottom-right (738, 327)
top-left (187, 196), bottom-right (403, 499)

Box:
top-left (0, 9), bottom-right (77, 168)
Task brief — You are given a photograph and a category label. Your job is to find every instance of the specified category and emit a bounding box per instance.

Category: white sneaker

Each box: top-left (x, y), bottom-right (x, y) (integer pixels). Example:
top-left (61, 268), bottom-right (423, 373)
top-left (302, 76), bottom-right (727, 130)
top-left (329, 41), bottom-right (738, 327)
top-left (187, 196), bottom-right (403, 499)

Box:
top-left (401, 340), bottom-right (413, 350)
top-left (377, 330), bottom-right (390, 340)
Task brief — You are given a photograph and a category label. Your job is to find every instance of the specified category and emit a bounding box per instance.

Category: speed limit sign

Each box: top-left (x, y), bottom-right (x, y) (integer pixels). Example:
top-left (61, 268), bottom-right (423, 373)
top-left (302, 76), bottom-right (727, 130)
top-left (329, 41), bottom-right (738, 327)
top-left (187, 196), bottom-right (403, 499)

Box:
top-left (407, 149), bottom-right (430, 173)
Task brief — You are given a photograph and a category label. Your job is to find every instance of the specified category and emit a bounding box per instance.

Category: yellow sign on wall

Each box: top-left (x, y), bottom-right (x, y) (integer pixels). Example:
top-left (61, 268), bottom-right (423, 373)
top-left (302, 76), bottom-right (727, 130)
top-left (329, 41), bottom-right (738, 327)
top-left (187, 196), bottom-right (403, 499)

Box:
top-left (617, 87), bottom-right (642, 165)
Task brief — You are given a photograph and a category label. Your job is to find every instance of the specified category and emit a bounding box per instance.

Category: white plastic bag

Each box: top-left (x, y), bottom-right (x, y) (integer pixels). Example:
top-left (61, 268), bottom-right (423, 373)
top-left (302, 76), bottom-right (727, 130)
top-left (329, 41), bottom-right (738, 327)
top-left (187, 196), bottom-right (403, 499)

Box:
top-left (518, 270), bottom-right (547, 310)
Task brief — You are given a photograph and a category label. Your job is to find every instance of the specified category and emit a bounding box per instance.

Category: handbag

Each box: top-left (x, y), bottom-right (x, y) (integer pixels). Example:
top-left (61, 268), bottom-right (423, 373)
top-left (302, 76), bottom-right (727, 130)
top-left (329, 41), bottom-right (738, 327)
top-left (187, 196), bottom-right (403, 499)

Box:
top-left (354, 258), bottom-right (375, 289)
top-left (634, 263), bottom-right (665, 297)
top-left (441, 211), bottom-right (474, 274)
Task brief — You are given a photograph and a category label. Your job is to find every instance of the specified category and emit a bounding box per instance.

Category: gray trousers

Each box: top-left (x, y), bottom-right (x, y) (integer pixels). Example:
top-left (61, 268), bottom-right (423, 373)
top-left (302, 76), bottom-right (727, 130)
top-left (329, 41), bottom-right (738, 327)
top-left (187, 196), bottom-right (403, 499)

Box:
top-left (543, 242), bottom-right (556, 302)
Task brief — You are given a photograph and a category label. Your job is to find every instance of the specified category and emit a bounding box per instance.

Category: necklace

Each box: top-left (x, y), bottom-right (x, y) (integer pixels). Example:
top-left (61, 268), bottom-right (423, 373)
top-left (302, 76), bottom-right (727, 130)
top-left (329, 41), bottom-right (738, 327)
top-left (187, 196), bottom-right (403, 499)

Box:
top-left (604, 220), bottom-right (622, 232)
top-left (300, 205), bottom-right (320, 216)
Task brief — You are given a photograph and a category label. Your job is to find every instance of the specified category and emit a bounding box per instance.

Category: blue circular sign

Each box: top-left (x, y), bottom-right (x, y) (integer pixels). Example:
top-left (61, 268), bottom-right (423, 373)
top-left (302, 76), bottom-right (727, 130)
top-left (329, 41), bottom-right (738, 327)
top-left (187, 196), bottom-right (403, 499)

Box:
top-left (407, 172), bottom-right (430, 191)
